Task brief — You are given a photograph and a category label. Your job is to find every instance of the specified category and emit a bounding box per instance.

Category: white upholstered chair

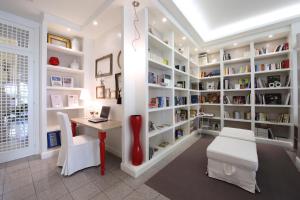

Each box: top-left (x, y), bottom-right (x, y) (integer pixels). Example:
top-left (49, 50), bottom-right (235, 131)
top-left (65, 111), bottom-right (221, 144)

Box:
top-left (56, 112), bottom-right (100, 176)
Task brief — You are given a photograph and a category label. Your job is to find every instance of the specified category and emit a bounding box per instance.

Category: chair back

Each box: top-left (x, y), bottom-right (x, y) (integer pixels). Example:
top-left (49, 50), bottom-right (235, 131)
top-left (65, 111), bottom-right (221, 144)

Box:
top-left (57, 112), bottom-right (73, 148)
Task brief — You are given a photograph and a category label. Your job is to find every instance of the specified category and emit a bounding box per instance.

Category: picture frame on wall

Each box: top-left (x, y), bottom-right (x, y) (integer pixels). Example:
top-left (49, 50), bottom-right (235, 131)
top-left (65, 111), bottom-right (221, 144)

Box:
top-left (95, 54), bottom-right (113, 78)
top-left (62, 77), bottom-right (74, 87)
top-left (47, 33), bottom-right (71, 48)
top-left (96, 86), bottom-right (105, 99)
top-left (50, 75), bottom-right (62, 87)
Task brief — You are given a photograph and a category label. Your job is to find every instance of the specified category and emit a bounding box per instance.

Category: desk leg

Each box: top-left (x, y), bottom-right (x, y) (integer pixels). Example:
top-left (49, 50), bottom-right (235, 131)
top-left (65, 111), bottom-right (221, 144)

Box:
top-left (71, 122), bottom-right (77, 137)
top-left (98, 131), bottom-right (106, 175)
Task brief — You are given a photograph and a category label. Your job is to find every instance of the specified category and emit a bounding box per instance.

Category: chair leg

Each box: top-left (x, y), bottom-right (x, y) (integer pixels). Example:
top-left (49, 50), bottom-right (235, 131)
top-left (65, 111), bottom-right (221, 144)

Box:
top-left (255, 183), bottom-right (261, 193)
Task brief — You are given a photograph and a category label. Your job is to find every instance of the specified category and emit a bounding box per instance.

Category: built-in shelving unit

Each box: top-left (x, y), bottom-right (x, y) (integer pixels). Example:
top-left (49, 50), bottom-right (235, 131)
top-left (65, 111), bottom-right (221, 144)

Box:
top-left (122, 8), bottom-right (295, 178)
top-left (41, 19), bottom-right (86, 158)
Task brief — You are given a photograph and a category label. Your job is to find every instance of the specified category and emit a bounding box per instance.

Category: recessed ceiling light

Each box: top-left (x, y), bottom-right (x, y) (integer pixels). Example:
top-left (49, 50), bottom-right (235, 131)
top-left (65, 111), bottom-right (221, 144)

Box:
top-left (194, 48), bottom-right (198, 52)
top-left (93, 20), bottom-right (98, 26)
top-left (233, 42), bottom-right (238, 46)
top-left (207, 49), bottom-right (210, 52)
top-left (67, 28), bottom-right (71, 32)
top-left (117, 33), bottom-right (122, 38)
top-left (268, 34), bottom-right (273, 38)
top-left (162, 17), bottom-right (167, 23)
top-left (182, 36), bottom-right (186, 40)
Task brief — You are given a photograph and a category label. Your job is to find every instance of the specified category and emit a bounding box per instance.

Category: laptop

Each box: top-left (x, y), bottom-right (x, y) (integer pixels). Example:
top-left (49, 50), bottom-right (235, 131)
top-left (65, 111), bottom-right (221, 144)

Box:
top-left (88, 106), bottom-right (111, 123)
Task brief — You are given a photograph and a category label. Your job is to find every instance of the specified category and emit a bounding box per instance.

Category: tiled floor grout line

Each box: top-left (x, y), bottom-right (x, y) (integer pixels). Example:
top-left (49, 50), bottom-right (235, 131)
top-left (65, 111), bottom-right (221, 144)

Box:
top-left (28, 159), bottom-right (38, 199)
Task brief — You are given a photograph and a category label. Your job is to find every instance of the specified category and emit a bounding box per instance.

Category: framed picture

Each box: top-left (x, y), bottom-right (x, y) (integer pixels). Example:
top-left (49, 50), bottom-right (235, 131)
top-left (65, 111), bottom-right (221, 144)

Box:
top-left (50, 94), bottom-right (63, 108)
top-left (50, 75), bottom-right (62, 87)
top-left (68, 95), bottom-right (79, 107)
top-left (62, 77), bottom-right (74, 87)
top-left (96, 86), bottom-right (105, 99)
top-left (47, 33), bottom-right (71, 48)
top-left (105, 88), bottom-right (111, 99)
top-left (115, 73), bottom-right (122, 99)
top-left (95, 54), bottom-right (113, 78)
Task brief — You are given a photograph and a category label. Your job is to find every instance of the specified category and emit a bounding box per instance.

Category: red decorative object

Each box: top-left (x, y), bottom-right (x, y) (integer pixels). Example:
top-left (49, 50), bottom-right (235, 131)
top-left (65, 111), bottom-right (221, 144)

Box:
top-left (49, 57), bottom-right (60, 66)
top-left (130, 115), bottom-right (143, 166)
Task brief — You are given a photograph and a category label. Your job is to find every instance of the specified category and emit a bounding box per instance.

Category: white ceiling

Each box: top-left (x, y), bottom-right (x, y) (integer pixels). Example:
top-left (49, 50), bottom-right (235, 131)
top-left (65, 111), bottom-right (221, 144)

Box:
top-left (160, 0), bottom-right (300, 43)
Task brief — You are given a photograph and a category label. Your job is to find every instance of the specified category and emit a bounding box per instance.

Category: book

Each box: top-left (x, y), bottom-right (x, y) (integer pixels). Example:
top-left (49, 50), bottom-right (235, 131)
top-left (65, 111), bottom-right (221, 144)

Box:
top-left (285, 93), bottom-right (291, 105)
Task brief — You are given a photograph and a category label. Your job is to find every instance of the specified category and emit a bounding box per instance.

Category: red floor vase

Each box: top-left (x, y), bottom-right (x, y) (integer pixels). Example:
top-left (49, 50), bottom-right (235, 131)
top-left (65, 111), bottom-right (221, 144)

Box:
top-left (130, 115), bottom-right (143, 166)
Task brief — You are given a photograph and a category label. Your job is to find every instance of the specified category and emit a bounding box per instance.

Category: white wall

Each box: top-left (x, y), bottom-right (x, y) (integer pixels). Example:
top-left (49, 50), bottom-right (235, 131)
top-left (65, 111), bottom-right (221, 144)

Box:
top-left (84, 25), bottom-right (123, 157)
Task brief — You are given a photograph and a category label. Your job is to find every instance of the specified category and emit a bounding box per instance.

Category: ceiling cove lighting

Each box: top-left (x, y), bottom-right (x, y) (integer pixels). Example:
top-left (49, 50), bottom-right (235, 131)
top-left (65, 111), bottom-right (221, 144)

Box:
top-left (172, 0), bottom-right (300, 42)
top-left (93, 20), bottom-right (98, 26)
top-left (162, 17), bottom-right (167, 23)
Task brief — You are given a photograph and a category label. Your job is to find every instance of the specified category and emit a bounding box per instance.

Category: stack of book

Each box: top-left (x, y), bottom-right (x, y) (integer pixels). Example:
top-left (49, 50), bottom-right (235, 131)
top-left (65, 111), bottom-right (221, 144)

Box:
top-left (174, 96), bottom-right (187, 106)
top-left (148, 72), bottom-right (171, 86)
top-left (255, 59), bottom-right (289, 72)
top-left (149, 97), bottom-right (170, 108)
top-left (224, 65), bottom-right (250, 75)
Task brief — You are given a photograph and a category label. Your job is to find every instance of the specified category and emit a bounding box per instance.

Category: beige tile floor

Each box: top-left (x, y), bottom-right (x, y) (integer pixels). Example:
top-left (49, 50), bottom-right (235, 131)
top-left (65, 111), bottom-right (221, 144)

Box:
top-left (0, 134), bottom-right (200, 200)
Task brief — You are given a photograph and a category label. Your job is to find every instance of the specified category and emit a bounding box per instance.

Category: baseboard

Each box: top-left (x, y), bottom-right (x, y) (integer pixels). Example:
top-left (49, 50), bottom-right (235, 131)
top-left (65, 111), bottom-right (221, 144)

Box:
top-left (106, 145), bottom-right (122, 158)
top-left (296, 156), bottom-right (300, 172)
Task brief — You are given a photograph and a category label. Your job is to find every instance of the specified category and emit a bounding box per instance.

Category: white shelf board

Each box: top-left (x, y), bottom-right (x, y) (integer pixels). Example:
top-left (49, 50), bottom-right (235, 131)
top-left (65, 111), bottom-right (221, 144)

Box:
top-left (224, 104), bottom-right (251, 107)
top-left (254, 50), bottom-right (290, 60)
top-left (47, 43), bottom-right (84, 56)
top-left (200, 76), bottom-right (221, 80)
top-left (174, 68), bottom-right (188, 76)
top-left (190, 103), bottom-right (200, 106)
top-left (189, 89), bottom-right (200, 93)
top-left (255, 137), bottom-right (292, 148)
top-left (47, 106), bottom-right (84, 111)
top-left (199, 62), bottom-right (220, 68)
top-left (255, 87), bottom-right (291, 91)
top-left (189, 60), bottom-right (199, 67)
top-left (199, 129), bottom-right (220, 136)
top-left (255, 104), bottom-right (291, 108)
top-left (174, 120), bottom-right (189, 127)
top-left (224, 118), bottom-right (251, 123)
top-left (47, 65), bottom-right (84, 74)
top-left (174, 87), bottom-right (188, 91)
top-left (174, 50), bottom-right (188, 61)
top-left (200, 103), bottom-right (220, 106)
top-left (148, 126), bottom-right (173, 138)
top-left (47, 125), bottom-right (60, 132)
top-left (224, 72), bottom-right (251, 78)
top-left (223, 88), bottom-right (251, 92)
top-left (148, 32), bottom-right (172, 51)
top-left (148, 83), bottom-right (172, 90)
top-left (174, 105), bottom-right (189, 109)
top-left (199, 116), bottom-right (221, 120)
top-left (189, 74), bottom-right (199, 80)
top-left (148, 58), bottom-right (173, 71)
top-left (199, 90), bottom-right (220, 93)
top-left (223, 57), bottom-right (250, 64)
top-left (255, 121), bottom-right (292, 126)
top-left (47, 86), bottom-right (83, 91)
top-left (148, 107), bottom-right (173, 112)
top-left (254, 68), bottom-right (290, 75)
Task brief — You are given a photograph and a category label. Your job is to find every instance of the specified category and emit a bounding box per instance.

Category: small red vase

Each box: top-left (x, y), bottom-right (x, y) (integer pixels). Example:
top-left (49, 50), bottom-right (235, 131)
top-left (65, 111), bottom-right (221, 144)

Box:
top-left (49, 57), bottom-right (59, 66)
top-left (130, 115), bottom-right (143, 166)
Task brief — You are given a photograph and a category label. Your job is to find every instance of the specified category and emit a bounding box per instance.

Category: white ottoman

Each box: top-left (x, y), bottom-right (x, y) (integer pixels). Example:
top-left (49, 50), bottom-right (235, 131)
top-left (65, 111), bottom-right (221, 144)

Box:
top-left (220, 127), bottom-right (255, 142)
top-left (207, 136), bottom-right (258, 193)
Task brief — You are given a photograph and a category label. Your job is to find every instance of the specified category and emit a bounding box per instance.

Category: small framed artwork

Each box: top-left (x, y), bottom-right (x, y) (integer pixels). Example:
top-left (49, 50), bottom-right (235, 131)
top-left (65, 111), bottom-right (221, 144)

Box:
top-left (68, 95), bottom-right (79, 107)
top-left (62, 77), bottom-right (74, 87)
top-left (96, 86), bottom-right (105, 99)
top-left (47, 33), bottom-right (71, 48)
top-left (95, 54), bottom-right (113, 78)
top-left (50, 75), bottom-right (62, 87)
top-left (47, 130), bottom-right (61, 148)
top-left (50, 94), bottom-right (63, 108)
top-left (115, 73), bottom-right (122, 99)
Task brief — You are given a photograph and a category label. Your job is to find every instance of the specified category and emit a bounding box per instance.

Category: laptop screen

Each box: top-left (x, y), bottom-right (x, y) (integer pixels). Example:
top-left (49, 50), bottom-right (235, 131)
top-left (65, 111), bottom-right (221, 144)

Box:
top-left (100, 106), bottom-right (110, 118)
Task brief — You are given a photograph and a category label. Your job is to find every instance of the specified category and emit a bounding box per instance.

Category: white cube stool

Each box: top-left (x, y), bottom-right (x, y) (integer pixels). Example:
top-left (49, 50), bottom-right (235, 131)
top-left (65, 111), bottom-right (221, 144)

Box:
top-left (220, 127), bottom-right (255, 142)
top-left (207, 136), bottom-right (258, 193)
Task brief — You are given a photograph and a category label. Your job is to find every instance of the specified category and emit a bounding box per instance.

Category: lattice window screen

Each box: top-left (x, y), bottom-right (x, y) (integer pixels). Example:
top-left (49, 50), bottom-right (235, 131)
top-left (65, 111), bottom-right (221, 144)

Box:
top-left (0, 21), bottom-right (30, 152)
top-left (0, 22), bottom-right (30, 48)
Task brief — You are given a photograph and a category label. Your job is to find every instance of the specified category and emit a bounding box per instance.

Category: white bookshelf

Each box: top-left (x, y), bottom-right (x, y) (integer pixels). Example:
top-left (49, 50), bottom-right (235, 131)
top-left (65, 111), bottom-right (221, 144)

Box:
top-left (41, 21), bottom-right (86, 157)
